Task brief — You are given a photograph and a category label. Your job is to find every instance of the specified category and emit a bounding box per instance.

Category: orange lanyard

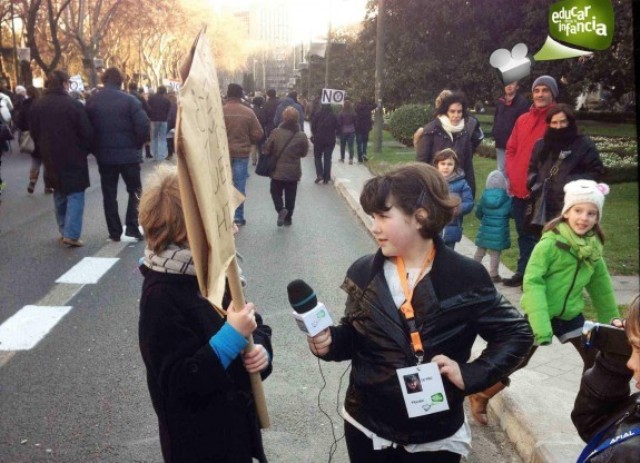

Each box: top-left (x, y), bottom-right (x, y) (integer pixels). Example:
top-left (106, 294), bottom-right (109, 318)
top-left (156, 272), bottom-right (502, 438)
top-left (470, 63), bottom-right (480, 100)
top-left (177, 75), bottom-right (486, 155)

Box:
top-left (396, 246), bottom-right (435, 364)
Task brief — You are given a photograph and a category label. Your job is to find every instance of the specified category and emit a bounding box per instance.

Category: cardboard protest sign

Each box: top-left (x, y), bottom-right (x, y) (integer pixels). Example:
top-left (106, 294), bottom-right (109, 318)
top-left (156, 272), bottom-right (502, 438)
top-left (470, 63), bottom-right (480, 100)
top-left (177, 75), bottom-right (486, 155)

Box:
top-left (176, 28), bottom-right (269, 427)
top-left (176, 30), bottom-right (242, 308)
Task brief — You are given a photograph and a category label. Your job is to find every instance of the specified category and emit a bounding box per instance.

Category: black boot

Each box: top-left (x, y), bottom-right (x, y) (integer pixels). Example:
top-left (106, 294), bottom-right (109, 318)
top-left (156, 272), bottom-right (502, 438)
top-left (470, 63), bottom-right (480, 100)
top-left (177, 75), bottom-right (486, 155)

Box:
top-left (502, 272), bottom-right (523, 287)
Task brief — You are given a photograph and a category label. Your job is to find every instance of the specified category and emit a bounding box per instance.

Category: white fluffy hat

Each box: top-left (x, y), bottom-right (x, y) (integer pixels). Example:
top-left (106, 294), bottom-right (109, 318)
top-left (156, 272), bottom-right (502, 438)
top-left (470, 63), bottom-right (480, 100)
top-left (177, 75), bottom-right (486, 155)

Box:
top-left (562, 180), bottom-right (609, 218)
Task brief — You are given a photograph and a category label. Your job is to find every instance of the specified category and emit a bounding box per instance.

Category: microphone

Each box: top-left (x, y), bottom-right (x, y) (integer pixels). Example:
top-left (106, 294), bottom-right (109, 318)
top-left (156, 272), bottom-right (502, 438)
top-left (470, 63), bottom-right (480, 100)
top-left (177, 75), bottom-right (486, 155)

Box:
top-left (287, 279), bottom-right (334, 337)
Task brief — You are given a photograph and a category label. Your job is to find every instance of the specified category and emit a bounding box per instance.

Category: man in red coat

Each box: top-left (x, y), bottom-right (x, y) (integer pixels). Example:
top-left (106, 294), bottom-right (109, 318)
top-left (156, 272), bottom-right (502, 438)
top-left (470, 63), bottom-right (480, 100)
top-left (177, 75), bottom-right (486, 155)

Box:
top-left (503, 75), bottom-right (558, 287)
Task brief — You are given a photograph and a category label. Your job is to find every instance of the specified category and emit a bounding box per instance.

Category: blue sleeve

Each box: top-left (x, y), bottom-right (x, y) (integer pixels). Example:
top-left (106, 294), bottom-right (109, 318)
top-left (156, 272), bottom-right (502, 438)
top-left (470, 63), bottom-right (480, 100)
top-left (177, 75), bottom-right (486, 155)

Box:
top-left (208, 322), bottom-right (248, 369)
top-left (460, 180), bottom-right (475, 215)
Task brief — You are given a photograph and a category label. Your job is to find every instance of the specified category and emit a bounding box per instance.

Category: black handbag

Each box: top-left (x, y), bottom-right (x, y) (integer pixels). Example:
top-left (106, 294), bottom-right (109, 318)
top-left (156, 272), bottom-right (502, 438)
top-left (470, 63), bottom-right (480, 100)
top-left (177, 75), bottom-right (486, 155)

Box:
top-left (255, 153), bottom-right (277, 177)
top-left (255, 132), bottom-right (295, 177)
top-left (523, 156), bottom-right (564, 233)
top-left (523, 180), bottom-right (548, 233)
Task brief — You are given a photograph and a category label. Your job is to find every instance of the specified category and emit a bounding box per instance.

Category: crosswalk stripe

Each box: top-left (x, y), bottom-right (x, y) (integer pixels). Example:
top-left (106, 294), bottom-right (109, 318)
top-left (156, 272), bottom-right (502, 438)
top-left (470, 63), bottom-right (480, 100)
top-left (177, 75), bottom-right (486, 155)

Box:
top-left (55, 257), bottom-right (119, 284)
top-left (0, 305), bottom-right (73, 350)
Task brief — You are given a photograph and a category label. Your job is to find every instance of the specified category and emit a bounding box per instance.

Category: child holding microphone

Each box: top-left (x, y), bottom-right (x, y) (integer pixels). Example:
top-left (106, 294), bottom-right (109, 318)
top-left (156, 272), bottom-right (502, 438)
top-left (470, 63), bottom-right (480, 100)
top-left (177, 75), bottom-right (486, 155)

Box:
top-left (308, 163), bottom-right (533, 462)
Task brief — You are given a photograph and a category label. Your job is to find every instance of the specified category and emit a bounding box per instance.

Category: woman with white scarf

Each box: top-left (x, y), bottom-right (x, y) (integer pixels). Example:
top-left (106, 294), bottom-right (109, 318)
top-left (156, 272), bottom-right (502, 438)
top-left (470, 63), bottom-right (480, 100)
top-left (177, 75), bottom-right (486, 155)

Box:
top-left (417, 92), bottom-right (477, 197)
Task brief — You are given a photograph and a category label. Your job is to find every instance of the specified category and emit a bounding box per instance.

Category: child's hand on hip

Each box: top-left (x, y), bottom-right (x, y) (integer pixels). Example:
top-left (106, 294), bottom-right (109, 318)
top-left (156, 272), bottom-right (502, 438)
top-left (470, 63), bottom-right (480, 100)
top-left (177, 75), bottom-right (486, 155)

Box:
top-left (308, 328), bottom-right (332, 356)
top-left (432, 354), bottom-right (465, 390)
top-left (227, 302), bottom-right (257, 338)
top-left (243, 344), bottom-right (269, 373)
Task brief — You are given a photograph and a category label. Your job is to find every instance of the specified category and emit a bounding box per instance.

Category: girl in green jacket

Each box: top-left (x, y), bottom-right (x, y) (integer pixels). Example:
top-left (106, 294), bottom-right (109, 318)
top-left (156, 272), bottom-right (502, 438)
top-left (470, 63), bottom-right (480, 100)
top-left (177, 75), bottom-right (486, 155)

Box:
top-left (521, 179), bottom-right (619, 367)
top-left (469, 179), bottom-right (620, 427)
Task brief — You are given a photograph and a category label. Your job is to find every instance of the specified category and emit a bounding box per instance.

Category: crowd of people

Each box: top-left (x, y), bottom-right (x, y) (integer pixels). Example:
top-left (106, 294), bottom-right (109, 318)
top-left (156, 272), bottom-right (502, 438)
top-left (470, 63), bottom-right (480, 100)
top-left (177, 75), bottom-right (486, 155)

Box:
top-left (0, 68), bottom-right (179, 245)
top-left (1, 67), bottom-right (636, 463)
top-left (220, 82), bottom-right (377, 228)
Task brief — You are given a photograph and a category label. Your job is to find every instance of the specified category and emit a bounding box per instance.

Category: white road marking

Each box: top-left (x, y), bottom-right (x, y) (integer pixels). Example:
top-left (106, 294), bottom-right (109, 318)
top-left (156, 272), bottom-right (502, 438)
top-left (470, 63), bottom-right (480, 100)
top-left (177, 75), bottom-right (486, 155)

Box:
top-left (55, 257), bottom-right (119, 284)
top-left (0, 305), bottom-right (73, 350)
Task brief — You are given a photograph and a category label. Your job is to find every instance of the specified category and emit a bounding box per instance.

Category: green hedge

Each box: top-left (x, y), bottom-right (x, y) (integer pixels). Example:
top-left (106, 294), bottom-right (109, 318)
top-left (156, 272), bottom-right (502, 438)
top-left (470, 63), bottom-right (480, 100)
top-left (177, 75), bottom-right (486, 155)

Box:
top-left (576, 111), bottom-right (636, 124)
top-left (388, 104), bottom-right (433, 147)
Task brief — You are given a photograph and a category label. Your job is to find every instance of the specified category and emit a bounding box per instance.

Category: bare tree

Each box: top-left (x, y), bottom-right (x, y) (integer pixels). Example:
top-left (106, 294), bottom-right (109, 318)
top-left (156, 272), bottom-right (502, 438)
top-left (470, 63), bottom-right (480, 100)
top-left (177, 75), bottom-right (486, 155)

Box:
top-left (22, 0), bottom-right (73, 78)
top-left (61, 0), bottom-right (124, 87)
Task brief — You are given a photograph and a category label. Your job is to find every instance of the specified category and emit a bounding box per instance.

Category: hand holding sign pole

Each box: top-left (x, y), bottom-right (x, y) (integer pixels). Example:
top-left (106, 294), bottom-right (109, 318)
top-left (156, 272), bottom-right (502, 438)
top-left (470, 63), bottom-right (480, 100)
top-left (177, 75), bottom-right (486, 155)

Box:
top-left (490, 0), bottom-right (614, 85)
top-left (176, 28), bottom-right (269, 428)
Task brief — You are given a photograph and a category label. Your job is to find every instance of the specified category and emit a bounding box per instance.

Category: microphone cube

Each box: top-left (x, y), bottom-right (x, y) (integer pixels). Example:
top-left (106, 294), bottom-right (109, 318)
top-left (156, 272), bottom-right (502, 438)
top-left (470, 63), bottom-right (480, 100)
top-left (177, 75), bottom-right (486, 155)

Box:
top-left (291, 302), bottom-right (333, 337)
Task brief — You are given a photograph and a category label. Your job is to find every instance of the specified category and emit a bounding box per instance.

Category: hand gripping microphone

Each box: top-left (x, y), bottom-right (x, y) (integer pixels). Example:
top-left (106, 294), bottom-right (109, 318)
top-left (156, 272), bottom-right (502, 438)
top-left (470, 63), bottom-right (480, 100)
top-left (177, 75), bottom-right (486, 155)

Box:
top-left (287, 279), bottom-right (334, 337)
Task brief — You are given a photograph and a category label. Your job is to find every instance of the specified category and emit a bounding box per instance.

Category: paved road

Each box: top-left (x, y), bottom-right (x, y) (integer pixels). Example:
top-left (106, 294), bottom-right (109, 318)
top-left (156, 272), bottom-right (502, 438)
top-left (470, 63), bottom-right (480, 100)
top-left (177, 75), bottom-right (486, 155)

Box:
top-left (0, 139), bottom-right (521, 462)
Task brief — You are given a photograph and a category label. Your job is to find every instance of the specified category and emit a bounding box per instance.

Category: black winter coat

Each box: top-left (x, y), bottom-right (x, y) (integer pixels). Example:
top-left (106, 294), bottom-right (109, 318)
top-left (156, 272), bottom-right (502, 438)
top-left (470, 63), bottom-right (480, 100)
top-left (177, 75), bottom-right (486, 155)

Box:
top-left (492, 94), bottom-right (530, 149)
top-left (86, 84), bottom-right (150, 165)
top-left (417, 118), bottom-right (476, 197)
top-left (527, 134), bottom-right (604, 221)
top-left (148, 93), bottom-right (172, 122)
top-left (311, 108), bottom-right (339, 145)
top-left (354, 102), bottom-right (375, 133)
top-left (139, 267), bottom-right (273, 463)
top-left (15, 97), bottom-right (33, 132)
top-left (29, 89), bottom-right (93, 193)
top-left (319, 237), bottom-right (533, 445)
top-left (571, 351), bottom-right (640, 462)
top-left (263, 97), bottom-right (280, 138)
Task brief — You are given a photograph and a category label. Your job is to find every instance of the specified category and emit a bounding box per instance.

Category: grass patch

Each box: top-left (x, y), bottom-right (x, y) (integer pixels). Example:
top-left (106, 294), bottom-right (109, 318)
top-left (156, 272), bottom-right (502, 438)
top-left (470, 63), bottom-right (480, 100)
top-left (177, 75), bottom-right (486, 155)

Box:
top-left (366, 132), bottom-right (639, 276)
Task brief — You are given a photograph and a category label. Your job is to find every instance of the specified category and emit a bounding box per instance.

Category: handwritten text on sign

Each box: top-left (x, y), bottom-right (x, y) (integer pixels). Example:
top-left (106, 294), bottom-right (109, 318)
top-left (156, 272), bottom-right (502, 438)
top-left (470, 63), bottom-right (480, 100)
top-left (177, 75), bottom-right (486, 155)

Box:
top-left (177, 33), bottom-right (241, 306)
top-left (321, 88), bottom-right (346, 105)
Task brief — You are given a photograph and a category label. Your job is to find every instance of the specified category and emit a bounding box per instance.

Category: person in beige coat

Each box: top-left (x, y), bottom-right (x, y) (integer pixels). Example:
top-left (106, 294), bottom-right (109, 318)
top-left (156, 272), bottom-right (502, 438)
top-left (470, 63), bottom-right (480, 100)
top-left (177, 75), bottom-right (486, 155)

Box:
top-left (223, 83), bottom-right (264, 226)
top-left (263, 106), bottom-right (309, 226)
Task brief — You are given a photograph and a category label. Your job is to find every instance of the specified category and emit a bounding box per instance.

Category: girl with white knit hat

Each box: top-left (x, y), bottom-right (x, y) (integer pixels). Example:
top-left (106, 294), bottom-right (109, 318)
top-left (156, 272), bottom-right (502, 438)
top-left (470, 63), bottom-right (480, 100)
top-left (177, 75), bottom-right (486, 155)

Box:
top-left (469, 179), bottom-right (620, 426)
top-left (521, 179), bottom-right (619, 362)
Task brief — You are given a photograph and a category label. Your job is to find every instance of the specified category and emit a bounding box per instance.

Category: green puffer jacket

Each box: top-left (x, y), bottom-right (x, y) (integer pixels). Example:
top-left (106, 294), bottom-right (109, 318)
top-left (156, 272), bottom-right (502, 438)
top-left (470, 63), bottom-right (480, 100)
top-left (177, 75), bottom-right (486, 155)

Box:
top-left (521, 227), bottom-right (619, 345)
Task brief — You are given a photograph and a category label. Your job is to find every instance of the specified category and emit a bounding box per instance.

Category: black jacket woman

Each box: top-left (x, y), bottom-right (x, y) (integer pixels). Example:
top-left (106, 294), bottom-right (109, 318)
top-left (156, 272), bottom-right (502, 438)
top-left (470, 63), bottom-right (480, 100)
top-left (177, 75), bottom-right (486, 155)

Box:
top-left (417, 92), bottom-right (477, 197)
top-left (264, 105), bottom-right (309, 226)
top-left (571, 295), bottom-right (640, 463)
top-left (527, 104), bottom-right (604, 225)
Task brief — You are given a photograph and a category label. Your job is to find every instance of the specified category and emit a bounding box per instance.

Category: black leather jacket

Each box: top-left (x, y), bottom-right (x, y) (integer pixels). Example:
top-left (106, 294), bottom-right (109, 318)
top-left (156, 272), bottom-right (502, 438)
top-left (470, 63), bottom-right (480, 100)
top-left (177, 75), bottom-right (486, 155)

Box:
top-left (572, 352), bottom-right (640, 462)
top-left (319, 237), bottom-right (533, 445)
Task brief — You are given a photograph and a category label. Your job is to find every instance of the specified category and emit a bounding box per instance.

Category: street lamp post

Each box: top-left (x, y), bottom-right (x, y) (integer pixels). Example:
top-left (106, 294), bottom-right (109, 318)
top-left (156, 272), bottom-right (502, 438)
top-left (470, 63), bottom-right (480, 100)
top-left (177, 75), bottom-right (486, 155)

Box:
top-left (373, 0), bottom-right (385, 154)
top-left (10, 0), bottom-right (19, 87)
top-left (324, 21), bottom-right (331, 88)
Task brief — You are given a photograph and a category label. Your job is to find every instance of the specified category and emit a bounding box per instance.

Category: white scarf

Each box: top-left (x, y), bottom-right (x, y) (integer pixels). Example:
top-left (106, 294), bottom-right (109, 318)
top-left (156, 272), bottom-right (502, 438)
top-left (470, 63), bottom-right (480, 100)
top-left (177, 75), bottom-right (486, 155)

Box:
top-left (143, 244), bottom-right (197, 276)
top-left (438, 115), bottom-right (465, 141)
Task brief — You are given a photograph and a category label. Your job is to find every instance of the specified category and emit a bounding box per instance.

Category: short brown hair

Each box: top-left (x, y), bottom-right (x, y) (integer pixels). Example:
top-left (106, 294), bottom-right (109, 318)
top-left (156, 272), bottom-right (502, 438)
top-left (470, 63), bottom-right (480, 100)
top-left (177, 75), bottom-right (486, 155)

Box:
top-left (360, 163), bottom-right (459, 239)
top-left (138, 166), bottom-right (188, 253)
top-left (625, 294), bottom-right (640, 340)
top-left (432, 148), bottom-right (459, 169)
top-left (282, 106), bottom-right (299, 124)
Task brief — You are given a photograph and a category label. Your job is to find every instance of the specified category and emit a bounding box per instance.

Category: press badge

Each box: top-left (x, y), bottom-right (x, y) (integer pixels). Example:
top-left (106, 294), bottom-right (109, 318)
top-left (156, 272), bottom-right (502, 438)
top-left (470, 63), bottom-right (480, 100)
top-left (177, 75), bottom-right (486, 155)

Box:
top-left (396, 363), bottom-right (450, 418)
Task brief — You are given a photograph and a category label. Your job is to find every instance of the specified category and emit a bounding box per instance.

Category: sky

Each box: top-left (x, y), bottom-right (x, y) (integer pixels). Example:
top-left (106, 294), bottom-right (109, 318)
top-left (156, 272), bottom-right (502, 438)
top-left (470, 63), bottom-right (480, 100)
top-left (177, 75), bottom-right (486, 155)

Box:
top-left (209, 0), bottom-right (370, 42)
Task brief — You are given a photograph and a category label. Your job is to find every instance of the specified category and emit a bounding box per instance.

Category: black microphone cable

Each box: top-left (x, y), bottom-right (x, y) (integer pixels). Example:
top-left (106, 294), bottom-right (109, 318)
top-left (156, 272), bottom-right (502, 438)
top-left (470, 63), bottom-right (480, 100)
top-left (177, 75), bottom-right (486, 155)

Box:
top-left (310, 336), bottom-right (351, 463)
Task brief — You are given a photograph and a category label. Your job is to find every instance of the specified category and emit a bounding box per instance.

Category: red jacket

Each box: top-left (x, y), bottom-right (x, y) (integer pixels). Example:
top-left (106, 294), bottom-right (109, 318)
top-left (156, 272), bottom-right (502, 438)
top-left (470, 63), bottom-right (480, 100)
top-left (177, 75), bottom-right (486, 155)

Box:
top-left (505, 104), bottom-right (554, 199)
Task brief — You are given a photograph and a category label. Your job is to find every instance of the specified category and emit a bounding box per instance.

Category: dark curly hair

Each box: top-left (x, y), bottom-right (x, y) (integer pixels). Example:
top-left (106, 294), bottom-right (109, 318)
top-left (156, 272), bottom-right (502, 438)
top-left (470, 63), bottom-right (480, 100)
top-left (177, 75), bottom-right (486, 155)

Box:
top-left (435, 92), bottom-right (468, 118)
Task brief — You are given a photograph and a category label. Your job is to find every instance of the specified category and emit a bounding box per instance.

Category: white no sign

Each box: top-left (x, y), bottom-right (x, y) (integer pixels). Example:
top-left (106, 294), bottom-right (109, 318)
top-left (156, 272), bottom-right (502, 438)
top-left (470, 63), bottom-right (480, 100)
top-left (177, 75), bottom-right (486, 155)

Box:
top-left (321, 88), bottom-right (346, 105)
